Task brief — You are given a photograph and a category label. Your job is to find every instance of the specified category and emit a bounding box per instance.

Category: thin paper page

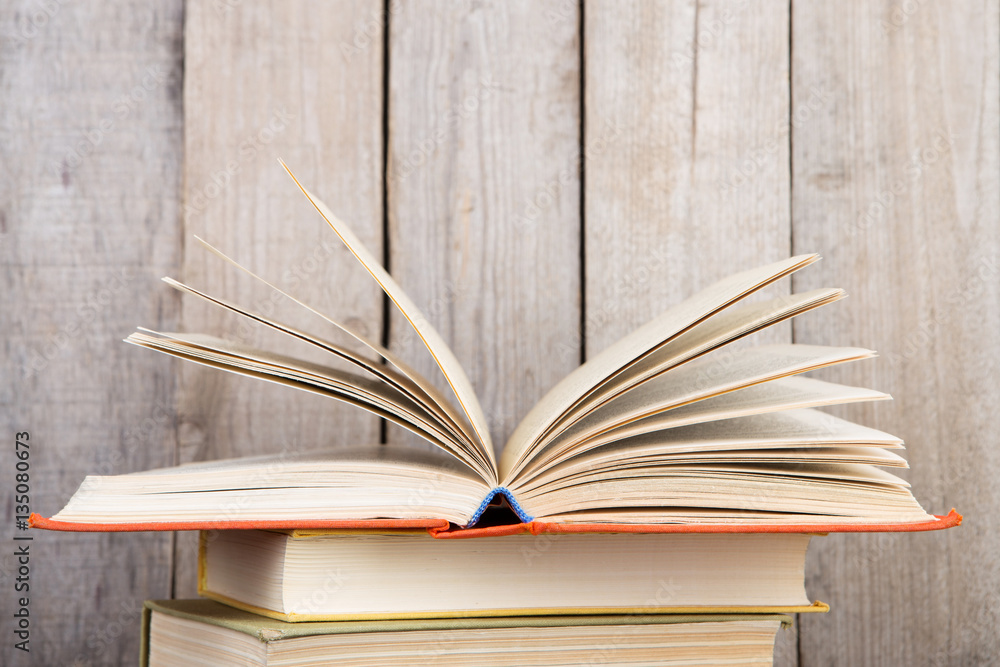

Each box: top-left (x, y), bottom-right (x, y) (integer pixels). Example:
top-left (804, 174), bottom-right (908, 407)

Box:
top-left (530, 461), bottom-right (912, 491)
top-left (519, 472), bottom-right (931, 523)
top-left (52, 445), bottom-right (491, 526)
top-left (191, 237), bottom-right (479, 454)
top-left (557, 376), bottom-right (891, 453)
top-left (125, 335), bottom-right (489, 475)
top-left (551, 345), bottom-right (876, 446)
top-left (634, 408), bottom-right (905, 447)
top-left (501, 254), bottom-right (820, 477)
top-left (137, 331), bottom-right (451, 429)
top-left (161, 276), bottom-right (470, 448)
top-left (558, 288), bottom-right (845, 434)
top-left (128, 331), bottom-right (487, 470)
top-left (512, 408), bottom-right (906, 492)
top-left (513, 345), bottom-right (880, 482)
top-left (281, 161), bottom-right (497, 480)
top-left (518, 446), bottom-right (909, 495)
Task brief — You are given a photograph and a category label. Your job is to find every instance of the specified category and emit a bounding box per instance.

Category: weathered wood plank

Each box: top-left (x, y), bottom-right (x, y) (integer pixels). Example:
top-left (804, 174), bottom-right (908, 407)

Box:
top-left (386, 0), bottom-right (582, 453)
top-left (582, 0), bottom-right (695, 354)
top-left (9, 1), bottom-right (997, 663)
top-left (583, 1), bottom-right (797, 662)
top-left (174, 0), bottom-right (385, 594)
top-left (584, 0), bottom-right (792, 356)
top-left (791, 1), bottom-right (1000, 664)
top-left (0, 1), bottom-right (183, 664)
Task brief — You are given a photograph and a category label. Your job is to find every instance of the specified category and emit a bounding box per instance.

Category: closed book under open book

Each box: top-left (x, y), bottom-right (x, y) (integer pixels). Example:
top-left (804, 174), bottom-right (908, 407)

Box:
top-left (198, 530), bottom-right (823, 620)
top-left (34, 163), bottom-right (959, 537)
top-left (141, 600), bottom-right (792, 667)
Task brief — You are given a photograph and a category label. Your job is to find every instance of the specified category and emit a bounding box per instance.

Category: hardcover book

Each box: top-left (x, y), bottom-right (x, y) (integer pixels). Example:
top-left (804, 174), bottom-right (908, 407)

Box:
top-left (141, 599), bottom-right (792, 667)
top-left (197, 529), bottom-right (824, 620)
top-left (33, 163), bottom-right (958, 536)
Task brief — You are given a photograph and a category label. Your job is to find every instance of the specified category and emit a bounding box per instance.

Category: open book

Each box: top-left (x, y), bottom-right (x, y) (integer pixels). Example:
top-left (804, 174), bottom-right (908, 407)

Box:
top-left (35, 162), bottom-right (957, 535)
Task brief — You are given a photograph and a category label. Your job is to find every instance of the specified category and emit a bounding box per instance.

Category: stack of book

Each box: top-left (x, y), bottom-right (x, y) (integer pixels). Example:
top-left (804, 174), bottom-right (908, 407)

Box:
top-left (35, 165), bottom-right (958, 665)
top-left (140, 530), bottom-right (807, 665)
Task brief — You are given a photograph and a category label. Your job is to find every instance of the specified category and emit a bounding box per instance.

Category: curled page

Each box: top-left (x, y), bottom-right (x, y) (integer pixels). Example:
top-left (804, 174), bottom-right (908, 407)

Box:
top-left (557, 376), bottom-right (891, 453)
top-left (160, 275), bottom-right (472, 450)
top-left (190, 238), bottom-right (480, 455)
top-left (280, 160), bottom-right (497, 483)
top-left (126, 331), bottom-right (490, 469)
top-left (502, 255), bottom-right (820, 480)
top-left (550, 288), bottom-right (846, 441)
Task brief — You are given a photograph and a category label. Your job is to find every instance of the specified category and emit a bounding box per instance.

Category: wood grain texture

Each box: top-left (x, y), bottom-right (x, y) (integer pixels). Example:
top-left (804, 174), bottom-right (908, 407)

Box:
top-left (9, 1), bottom-right (999, 662)
top-left (386, 0), bottom-right (582, 452)
top-left (175, 0), bottom-right (385, 594)
top-left (584, 0), bottom-right (792, 357)
top-left (791, 1), bottom-right (1000, 664)
top-left (583, 1), bottom-right (796, 663)
top-left (0, 1), bottom-right (183, 664)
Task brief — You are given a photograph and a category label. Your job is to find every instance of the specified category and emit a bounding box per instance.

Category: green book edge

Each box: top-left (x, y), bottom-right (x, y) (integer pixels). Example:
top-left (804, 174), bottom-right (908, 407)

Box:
top-left (141, 598), bottom-right (793, 666)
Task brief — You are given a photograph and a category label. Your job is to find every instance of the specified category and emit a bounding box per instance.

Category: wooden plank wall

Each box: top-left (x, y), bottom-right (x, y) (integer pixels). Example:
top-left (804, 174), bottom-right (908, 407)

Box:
top-left (386, 0), bottom-right (582, 450)
top-left (2, 1), bottom-right (996, 665)
top-left (791, 1), bottom-right (1000, 664)
top-left (583, 2), bottom-right (796, 661)
top-left (1, 2), bottom-right (183, 665)
top-left (174, 0), bottom-right (386, 597)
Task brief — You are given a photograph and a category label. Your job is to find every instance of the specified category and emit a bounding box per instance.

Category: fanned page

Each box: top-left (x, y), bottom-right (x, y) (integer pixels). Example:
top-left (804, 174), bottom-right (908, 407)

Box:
top-left (33, 165), bottom-right (958, 534)
top-left (511, 406), bottom-right (930, 524)
top-left (160, 274), bottom-right (474, 451)
top-left (500, 254), bottom-right (820, 479)
top-left (547, 288), bottom-right (846, 438)
top-left (280, 161), bottom-right (497, 482)
top-left (125, 331), bottom-right (490, 479)
top-left (545, 377), bottom-right (892, 455)
top-left (514, 346), bottom-right (882, 480)
top-left (515, 408), bottom-right (908, 495)
top-left (133, 257), bottom-right (491, 480)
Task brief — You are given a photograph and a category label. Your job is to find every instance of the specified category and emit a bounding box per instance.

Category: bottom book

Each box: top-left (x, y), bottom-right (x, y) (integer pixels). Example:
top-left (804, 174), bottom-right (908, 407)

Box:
top-left (142, 599), bottom-right (791, 667)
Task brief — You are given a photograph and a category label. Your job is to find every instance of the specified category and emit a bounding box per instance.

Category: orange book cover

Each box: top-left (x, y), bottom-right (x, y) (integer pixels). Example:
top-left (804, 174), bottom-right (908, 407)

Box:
top-left (30, 508), bottom-right (961, 537)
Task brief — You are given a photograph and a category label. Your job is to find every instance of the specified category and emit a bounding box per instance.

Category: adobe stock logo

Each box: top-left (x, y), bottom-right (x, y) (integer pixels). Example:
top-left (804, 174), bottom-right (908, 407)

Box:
top-left (50, 66), bottom-right (169, 178)
top-left (6, 0), bottom-right (69, 45)
top-left (183, 107), bottom-right (297, 221)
